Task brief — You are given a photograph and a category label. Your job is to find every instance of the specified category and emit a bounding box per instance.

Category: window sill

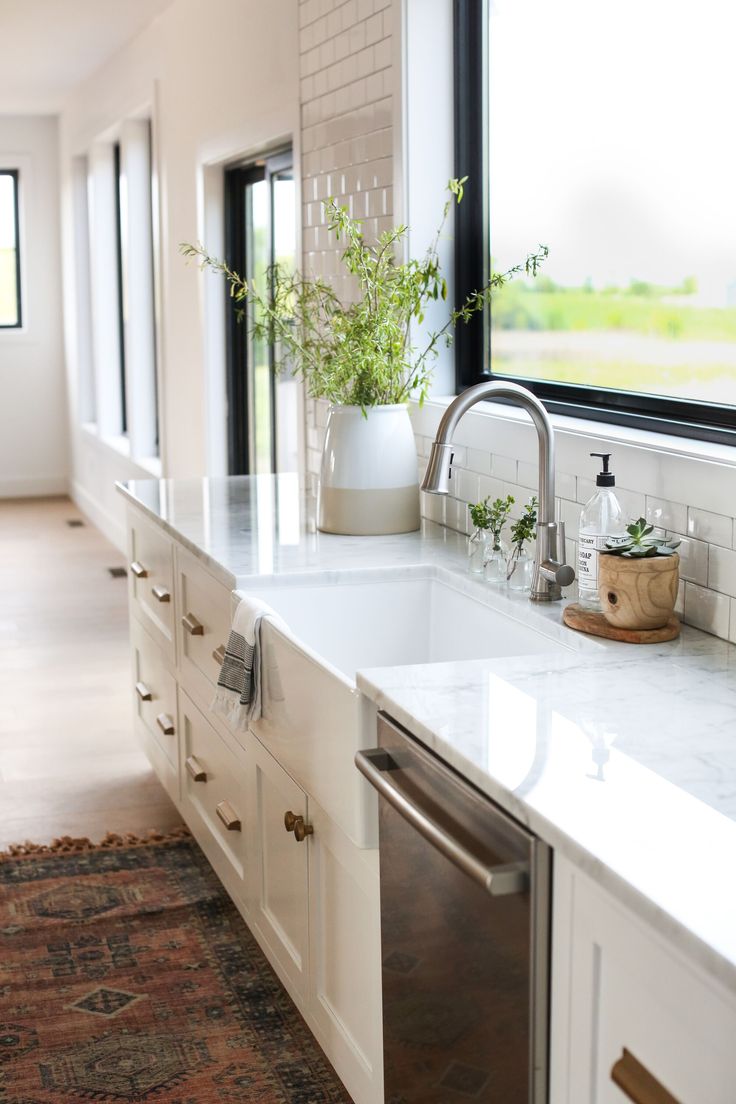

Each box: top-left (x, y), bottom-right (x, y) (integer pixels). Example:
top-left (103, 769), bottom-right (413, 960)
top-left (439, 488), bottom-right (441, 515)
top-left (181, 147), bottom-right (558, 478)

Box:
top-left (416, 395), bottom-right (736, 470)
top-left (79, 424), bottom-right (161, 476)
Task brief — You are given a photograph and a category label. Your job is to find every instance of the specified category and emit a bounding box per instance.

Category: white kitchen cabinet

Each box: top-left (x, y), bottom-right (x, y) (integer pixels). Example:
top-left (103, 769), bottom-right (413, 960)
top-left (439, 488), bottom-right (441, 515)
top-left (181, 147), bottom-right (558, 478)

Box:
top-left (179, 688), bottom-right (249, 910)
top-left (244, 731), bottom-right (310, 1004)
top-left (130, 616), bottom-right (179, 803)
top-left (551, 855), bottom-right (736, 1104)
top-left (123, 502), bottom-right (383, 1104)
top-left (127, 508), bottom-right (176, 658)
top-left (307, 797), bottom-right (383, 1104)
top-left (175, 544), bottom-right (232, 708)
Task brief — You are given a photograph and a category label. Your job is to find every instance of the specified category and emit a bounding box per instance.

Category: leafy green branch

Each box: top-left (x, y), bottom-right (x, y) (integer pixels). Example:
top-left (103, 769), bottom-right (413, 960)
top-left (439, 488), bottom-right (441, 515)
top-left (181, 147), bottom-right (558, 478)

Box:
top-left (181, 178), bottom-right (547, 410)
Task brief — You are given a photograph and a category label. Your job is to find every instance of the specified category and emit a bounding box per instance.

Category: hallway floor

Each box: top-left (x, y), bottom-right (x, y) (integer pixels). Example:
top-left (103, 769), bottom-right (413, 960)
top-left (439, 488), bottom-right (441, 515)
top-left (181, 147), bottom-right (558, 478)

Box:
top-left (0, 497), bottom-right (182, 850)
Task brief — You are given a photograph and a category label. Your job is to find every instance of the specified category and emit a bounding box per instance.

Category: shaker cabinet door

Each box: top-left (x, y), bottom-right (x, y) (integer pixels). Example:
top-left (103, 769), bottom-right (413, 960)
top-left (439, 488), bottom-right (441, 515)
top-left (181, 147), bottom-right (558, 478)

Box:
top-left (245, 732), bottom-right (310, 1003)
top-left (551, 857), bottom-right (736, 1104)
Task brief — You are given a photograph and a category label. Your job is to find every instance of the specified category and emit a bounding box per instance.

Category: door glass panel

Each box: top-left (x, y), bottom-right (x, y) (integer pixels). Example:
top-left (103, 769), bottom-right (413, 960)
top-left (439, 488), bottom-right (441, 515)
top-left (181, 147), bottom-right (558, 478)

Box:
top-left (246, 178), bottom-right (272, 474)
top-left (272, 170), bottom-right (299, 474)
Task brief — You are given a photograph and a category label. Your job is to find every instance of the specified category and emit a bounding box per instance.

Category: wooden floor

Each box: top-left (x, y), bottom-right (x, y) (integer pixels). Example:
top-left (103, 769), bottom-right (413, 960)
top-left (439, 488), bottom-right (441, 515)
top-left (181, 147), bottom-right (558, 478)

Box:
top-left (0, 496), bottom-right (182, 850)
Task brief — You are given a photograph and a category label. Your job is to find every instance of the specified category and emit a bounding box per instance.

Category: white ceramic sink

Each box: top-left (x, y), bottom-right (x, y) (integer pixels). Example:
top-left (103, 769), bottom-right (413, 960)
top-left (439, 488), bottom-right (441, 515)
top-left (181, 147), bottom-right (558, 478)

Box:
top-left (253, 570), bottom-right (568, 681)
top-left (240, 568), bottom-right (574, 848)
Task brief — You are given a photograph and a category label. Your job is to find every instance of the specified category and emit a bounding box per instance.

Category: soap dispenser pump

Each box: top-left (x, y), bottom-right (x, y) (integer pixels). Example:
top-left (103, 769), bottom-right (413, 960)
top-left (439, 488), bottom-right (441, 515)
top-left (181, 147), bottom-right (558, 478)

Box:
top-left (577, 452), bottom-right (627, 611)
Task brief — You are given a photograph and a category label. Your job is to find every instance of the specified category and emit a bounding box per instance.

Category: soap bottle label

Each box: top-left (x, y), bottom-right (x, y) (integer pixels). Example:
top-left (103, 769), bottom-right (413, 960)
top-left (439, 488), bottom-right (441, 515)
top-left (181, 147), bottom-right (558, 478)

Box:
top-left (578, 533), bottom-right (628, 588)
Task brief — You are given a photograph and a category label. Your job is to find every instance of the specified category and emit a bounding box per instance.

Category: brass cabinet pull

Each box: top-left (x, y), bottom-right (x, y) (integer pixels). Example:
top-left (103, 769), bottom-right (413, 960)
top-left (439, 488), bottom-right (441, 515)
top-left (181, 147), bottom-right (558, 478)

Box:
top-left (284, 810), bottom-right (312, 842)
top-left (611, 1049), bottom-right (682, 1104)
top-left (156, 712), bottom-right (175, 736)
top-left (182, 612), bottom-right (204, 636)
top-left (151, 584), bottom-right (170, 603)
top-left (130, 560), bottom-right (147, 578)
top-left (135, 681), bottom-right (152, 702)
top-left (185, 755), bottom-right (207, 782)
top-left (216, 800), bottom-right (241, 832)
top-left (212, 644), bottom-right (226, 666)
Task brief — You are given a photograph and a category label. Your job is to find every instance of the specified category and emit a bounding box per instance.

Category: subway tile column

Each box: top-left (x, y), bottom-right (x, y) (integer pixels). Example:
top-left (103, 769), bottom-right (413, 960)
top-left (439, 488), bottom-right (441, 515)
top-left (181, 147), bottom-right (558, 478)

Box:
top-left (299, 0), bottom-right (395, 489)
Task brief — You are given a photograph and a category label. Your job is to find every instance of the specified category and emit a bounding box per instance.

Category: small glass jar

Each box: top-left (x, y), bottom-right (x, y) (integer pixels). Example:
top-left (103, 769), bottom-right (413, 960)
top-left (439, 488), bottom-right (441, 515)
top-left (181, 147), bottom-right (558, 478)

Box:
top-left (484, 538), bottom-right (508, 584)
top-left (468, 527), bottom-right (490, 574)
top-left (507, 548), bottom-right (534, 591)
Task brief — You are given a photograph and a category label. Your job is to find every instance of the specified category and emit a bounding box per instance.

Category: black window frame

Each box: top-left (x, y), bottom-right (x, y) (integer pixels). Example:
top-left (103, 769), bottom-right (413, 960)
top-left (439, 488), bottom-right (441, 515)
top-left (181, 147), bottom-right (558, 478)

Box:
top-left (453, 0), bottom-right (736, 446)
top-left (224, 148), bottom-right (293, 475)
top-left (0, 169), bottom-right (22, 329)
top-left (113, 142), bottom-right (128, 434)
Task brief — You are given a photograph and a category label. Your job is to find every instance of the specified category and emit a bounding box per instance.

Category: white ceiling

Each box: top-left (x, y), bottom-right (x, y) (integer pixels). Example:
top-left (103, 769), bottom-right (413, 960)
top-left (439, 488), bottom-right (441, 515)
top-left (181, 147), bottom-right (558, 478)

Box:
top-left (0, 0), bottom-right (175, 113)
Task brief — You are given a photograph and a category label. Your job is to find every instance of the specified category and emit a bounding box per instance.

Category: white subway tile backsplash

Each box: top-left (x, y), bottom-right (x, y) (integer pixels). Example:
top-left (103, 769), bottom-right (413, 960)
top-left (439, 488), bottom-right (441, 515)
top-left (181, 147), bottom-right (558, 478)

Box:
top-left (684, 583), bottom-right (731, 639)
top-left (687, 506), bottom-right (732, 549)
top-left (491, 454), bottom-right (518, 482)
top-left (673, 535), bottom-right (709, 587)
top-left (516, 460), bottom-right (538, 490)
top-left (708, 544), bottom-right (736, 599)
top-left (467, 448), bottom-right (492, 476)
top-left (477, 474), bottom-right (505, 504)
top-left (646, 495), bottom-right (687, 535)
top-left (730, 599), bottom-right (736, 644)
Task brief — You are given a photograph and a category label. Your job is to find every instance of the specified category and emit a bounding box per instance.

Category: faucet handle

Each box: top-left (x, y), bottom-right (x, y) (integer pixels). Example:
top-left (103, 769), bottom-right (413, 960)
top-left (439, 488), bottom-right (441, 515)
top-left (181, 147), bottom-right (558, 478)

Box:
top-left (541, 560), bottom-right (575, 588)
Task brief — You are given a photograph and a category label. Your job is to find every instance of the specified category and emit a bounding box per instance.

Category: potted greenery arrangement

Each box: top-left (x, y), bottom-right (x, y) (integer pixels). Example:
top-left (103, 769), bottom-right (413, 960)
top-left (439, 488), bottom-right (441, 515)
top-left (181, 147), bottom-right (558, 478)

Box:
top-left (182, 180), bottom-right (547, 536)
top-left (600, 519), bottom-right (680, 630)
top-left (507, 496), bottom-right (538, 590)
top-left (483, 495), bottom-right (515, 583)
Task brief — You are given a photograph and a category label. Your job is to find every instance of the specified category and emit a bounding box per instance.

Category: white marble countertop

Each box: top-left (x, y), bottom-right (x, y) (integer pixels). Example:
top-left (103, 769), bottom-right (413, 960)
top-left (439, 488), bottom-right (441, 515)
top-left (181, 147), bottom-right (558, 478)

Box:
top-left (118, 474), bottom-right (736, 991)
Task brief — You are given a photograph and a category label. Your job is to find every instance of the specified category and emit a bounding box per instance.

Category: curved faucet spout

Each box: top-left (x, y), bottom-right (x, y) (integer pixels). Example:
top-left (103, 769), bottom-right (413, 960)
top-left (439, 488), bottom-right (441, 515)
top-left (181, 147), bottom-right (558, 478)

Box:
top-left (421, 381), bottom-right (573, 602)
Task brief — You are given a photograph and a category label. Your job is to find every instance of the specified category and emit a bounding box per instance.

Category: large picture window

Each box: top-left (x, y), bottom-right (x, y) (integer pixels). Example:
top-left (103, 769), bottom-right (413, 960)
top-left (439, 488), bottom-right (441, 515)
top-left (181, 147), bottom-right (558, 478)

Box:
top-left (0, 170), bottom-right (21, 328)
top-left (454, 0), bottom-right (736, 443)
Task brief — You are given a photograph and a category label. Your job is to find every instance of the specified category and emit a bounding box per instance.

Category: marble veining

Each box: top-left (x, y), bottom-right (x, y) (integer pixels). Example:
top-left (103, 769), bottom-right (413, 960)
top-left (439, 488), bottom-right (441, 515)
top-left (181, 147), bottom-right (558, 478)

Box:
top-left (119, 474), bottom-right (736, 991)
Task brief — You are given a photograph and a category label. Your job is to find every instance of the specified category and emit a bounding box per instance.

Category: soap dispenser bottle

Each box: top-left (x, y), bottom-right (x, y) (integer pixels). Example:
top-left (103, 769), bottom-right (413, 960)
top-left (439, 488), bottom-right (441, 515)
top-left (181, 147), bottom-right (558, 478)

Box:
top-left (578, 453), bottom-right (627, 611)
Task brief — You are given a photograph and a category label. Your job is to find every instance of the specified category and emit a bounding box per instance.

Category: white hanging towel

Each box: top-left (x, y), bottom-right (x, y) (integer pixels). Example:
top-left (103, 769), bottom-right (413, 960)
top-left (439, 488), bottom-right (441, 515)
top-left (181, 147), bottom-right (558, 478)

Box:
top-left (212, 594), bottom-right (281, 729)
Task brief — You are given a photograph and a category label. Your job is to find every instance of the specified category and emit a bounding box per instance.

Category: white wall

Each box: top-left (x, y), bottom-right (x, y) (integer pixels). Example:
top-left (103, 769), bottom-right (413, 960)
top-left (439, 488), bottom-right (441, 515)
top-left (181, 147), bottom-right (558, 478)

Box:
top-left (60, 0), bottom-right (300, 548)
top-left (0, 115), bottom-right (68, 497)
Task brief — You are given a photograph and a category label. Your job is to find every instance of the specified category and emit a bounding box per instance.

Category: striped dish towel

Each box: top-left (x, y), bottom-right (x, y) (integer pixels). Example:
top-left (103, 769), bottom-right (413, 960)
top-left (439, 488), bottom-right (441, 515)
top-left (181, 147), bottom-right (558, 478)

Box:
top-left (212, 595), bottom-right (281, 729)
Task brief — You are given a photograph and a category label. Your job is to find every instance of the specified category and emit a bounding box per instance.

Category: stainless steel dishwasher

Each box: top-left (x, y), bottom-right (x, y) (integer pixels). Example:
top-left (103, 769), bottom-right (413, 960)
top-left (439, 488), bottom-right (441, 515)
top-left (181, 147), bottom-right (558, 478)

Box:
top-left (356, 714), bottom-right (550, 1104)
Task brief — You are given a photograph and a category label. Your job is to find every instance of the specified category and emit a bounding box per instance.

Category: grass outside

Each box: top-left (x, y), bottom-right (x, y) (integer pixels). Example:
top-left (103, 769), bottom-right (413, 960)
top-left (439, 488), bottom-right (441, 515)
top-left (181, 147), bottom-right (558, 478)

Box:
top-left (491, 282), bottom-right (736, 404)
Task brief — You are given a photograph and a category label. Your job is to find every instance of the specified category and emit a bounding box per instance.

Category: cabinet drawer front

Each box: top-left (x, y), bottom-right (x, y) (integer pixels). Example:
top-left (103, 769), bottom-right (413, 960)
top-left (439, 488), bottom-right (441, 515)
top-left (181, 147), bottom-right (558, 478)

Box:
top-left (177, 549), bottom-right (232, 692)
top-left (131, 618), bottom-right (178, 768)
top-left (180, 690), bottom-right (247, 883)
top-left (129, 510), bottom-right (175, 655)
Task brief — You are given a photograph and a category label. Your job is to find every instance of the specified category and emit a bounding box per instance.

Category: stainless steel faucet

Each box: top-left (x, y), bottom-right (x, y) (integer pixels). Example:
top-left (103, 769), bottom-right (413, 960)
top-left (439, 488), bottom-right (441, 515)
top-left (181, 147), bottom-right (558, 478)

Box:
top-left (421, 381), bottom-right (575, 601)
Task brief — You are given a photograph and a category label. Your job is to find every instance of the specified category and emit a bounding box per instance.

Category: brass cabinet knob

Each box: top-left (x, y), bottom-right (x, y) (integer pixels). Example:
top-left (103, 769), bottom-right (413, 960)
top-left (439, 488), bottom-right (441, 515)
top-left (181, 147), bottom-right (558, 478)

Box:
top-left (151, 584), bottom-right (171, 603)
top-left (216, 800), bottom-right (241, 832)
top-left (284, 810), bottom-right (312, 842)
top-left (135, 681), bottom-right (152, 702)
top-left (130, 561), bottom-right (147, 578)
top-left (294, 818), bottom-right (314, 842)
top-left (182, 612), bottom-right (204, 636)
top-left (212, 644), bottom-right (226, 666)
top-left (185, 755), bottom-right (207, 782)
top-left (156, 712), bottom-right (175, 736)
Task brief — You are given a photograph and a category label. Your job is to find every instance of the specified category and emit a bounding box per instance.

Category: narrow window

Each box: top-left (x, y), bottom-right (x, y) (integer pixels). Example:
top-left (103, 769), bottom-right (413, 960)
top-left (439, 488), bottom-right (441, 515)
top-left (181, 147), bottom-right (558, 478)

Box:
top-left (224, 150), bottom-right (297, 474)
top-left (0, 170), bottom-right (21, 328)
top-left (113, 142), bottom-right (128, 433)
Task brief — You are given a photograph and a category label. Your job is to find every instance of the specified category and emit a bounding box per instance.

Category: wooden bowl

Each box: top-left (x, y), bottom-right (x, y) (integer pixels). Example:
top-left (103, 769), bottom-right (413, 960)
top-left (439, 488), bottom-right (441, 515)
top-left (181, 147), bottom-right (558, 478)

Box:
top-left (598, 552), bottom-right (679, 631)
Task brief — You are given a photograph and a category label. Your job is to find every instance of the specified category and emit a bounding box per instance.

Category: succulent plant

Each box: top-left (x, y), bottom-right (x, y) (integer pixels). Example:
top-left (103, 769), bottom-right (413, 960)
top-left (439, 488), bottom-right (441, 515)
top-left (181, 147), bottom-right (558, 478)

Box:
top-left (604, 518), bottom-right (681, 558)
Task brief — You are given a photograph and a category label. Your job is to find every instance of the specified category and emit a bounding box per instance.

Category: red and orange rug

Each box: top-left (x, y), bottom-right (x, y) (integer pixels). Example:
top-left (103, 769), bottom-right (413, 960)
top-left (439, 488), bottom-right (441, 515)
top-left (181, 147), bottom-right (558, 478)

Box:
top-left (0, 830), bottom-right (351, 1102)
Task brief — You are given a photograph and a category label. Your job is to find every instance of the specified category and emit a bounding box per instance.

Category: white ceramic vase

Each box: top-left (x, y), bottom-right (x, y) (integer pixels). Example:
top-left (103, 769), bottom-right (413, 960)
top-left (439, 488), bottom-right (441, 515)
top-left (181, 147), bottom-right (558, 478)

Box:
top-left (317, 404), bottom-right (420, 535)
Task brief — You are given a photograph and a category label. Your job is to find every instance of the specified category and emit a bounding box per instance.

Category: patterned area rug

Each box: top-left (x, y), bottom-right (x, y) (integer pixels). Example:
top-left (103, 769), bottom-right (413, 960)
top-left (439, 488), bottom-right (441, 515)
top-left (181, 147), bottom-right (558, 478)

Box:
top-left (0, 830), bottom-right (352, 1103)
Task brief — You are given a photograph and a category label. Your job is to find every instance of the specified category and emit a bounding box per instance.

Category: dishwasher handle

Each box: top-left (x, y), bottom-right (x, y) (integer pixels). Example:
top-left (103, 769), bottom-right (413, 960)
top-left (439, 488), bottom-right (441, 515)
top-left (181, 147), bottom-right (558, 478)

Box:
top-left (356, 747), bottom-right (528, 897)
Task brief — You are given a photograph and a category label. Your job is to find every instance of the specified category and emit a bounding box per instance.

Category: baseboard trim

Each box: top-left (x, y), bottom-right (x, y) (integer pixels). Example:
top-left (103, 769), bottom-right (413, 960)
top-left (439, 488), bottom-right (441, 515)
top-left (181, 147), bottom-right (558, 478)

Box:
top-left (71, 481), bottom-right (126, 553)
top-left (0, 476), bottom-right (68, 499)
